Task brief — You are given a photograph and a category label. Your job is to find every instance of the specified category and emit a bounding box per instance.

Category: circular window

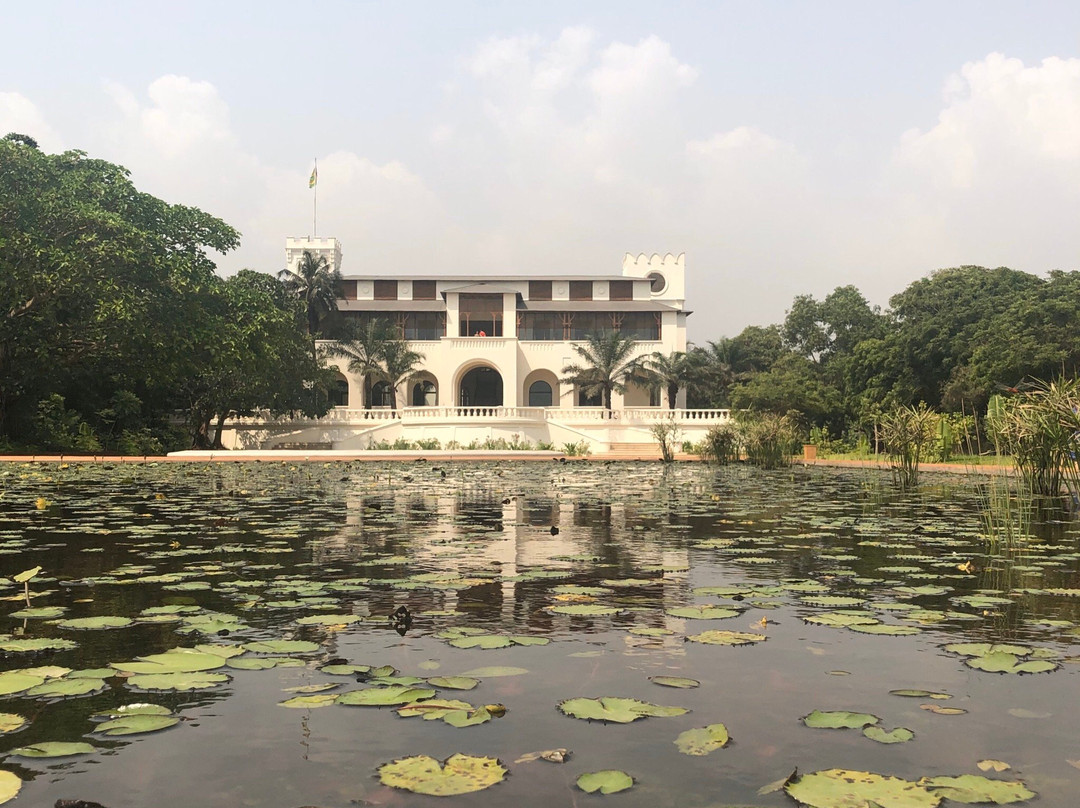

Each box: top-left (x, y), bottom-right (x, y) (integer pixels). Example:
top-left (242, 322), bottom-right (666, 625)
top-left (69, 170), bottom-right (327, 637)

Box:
top-left (647, 272), bottom-right (667, 294)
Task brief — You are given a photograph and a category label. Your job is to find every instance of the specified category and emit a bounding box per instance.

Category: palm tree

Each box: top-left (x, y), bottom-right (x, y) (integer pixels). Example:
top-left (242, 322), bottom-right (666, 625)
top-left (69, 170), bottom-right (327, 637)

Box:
top-left (561, 331), bottom-right (642, 412)
top-left (641, 350), bottom-right (694, 409)
top-left (322, 319), bottom-right (395, 407)
top-left (379, 340), bottom-right (426, 410)
top-left (277, 250), bottom-right (342, 335)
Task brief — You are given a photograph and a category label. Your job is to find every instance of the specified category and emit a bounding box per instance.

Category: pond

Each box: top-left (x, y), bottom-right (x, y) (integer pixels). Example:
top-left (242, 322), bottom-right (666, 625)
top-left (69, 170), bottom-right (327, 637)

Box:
top-left (0, 461), bottom-right (1077, 807)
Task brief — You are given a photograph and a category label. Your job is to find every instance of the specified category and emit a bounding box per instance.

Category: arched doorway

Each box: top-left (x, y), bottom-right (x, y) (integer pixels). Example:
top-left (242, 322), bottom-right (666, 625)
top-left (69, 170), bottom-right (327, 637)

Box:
top-left (369, 380), bottom-right (392, 408)
top-left (412, 379), bottom-right (437, 406)
top-left (329, 373), bottom-right (350, 407)
top-left (459, 366), bottom-right (503, 406)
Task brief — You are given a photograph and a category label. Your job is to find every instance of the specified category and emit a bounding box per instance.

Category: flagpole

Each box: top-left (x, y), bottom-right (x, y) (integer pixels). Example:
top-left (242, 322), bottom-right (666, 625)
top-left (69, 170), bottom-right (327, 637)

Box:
top-left (313, 159), bottom-right (318, 238)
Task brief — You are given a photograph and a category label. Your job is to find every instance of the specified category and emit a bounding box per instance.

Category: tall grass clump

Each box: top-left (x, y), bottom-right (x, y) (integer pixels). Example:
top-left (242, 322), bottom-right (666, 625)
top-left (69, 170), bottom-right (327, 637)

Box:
top-left (987, 377), bottom-right (1080, 502)
top-left (701, 423), bottom-right (740, 465)
top-left (880, 403), bottom-right (937, 488)
top-left (738, 412), bottom-right (796, 469)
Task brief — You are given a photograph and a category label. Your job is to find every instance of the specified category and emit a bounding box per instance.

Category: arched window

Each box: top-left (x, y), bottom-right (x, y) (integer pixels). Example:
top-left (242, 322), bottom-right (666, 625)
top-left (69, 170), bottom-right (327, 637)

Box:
top-left (370, 381), bottom-right (392, 408)
top-left (329, 375), bottom-right (349, 407)
top-left (578, 387), bottom-right (603, 407)
top-left (528, 380), bottom-right (553, 407)
top-left (412, 380), bottom-right (437, 406)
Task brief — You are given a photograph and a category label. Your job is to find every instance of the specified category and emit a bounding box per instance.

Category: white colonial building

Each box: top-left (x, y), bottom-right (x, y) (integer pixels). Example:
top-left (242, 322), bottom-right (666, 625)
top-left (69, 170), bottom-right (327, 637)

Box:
top-left (221, 238), bottom-right (730, 453)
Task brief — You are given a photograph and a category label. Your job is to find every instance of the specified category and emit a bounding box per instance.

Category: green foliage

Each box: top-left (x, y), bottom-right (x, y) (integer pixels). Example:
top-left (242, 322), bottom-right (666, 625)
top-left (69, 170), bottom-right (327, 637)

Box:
top-left (880, 404), bottom-right (937, 488)
top-left (650, 415), bottom-right (681, 462)
top-left (561, 440), bottom-right (592, 457)
top-left (700, 423), bottom-right (739, 464)
top-left (561, 332), bottom-right (641, 411)
top-left (737, 412), bottom-right (797, 468)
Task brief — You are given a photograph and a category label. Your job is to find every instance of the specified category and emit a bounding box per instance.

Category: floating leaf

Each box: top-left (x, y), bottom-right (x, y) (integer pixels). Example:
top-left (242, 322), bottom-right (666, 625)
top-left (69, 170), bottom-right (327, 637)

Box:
top-left (965, 652), bottom-right (1057, 675)
top-left (0, 672), bottom-right (45, 696)
top-left (558, 697), bottom-right (688, 723)
top-left (804, 612), bottom-right (880, 628)
top-left (378, 753), bottom-right (507, 796)
top-left (515, 748), bottom-right (569, 764)
top-left (0, 771), bottom-right (18, 804)
top-left (8, 606), bottom-right (66, 619)
top-left (460, 666), bottom-right (528, 678)
top-left (786, 768), bottom-right (940, 808)
top-left (96, 713), bottom-right (180, 735)
top-left (396, 699), bottom-right (474, 720)
top-left (12, 567), bottom-right (41, 584)
top-left (675, 723), bottom-right (730, 755)
top-left (848, 623), bottom-right (921, 636)
top-left (0, 637), bottom-right (77, 652)
top-left (126, 672), bottom-right (230, 691)
top-left (977, 759), bottom-right (1011, 772)
top-left (686, 630), bottom-right (766, 646)
top-left (921, 704), bottom-right (967, 715)
top-left (320, 664), bottom-right (371, 676)
top-left (649, 676), bottom-right (700, 689)
top-left (112, 650), bottom-right (227, 674)
top-left (10, 741), bottom-right (95, 758)
top-left (802, 710), bottom-right (879, 729)
top-left (26, 677), bottom-right (107, 698)
top-left (0, 714), bottom-right (25, 734)
top-left (576, 770), bottom-right (634, 794)
top-left (278, 694), bottom-right (338, 709)
top-left (863, 726), bottom-right (914, 744)
top-left (92, 703), bottom-right (172, 719)
top-left (57, 616), bottom-right (133, 630)
top-left (920, 774), bottom-right (1035, 804)
top-left (336, 685), bottom-right (437, 706)
top-left (448, 635), bottom-right (512, 649)
top-left (295, 613), bottom-right (361, 626)
top-left (428, 676), bottom-right (479, 691)
top-left (549, 604), bottom-right (619, 616)
top-left (666, 606), bottom-right (740, 619)
top-left (443, 707), bottom-right (493, 727)
top-left (890, 689), bottom-right (951, 700)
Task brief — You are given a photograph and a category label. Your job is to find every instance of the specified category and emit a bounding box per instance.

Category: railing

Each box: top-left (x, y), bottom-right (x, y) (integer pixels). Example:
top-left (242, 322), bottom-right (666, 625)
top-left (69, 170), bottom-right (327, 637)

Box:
top-left (229, 407), bottom-right (731, 427)
top-left (445, 337), bottom-right (513, 349)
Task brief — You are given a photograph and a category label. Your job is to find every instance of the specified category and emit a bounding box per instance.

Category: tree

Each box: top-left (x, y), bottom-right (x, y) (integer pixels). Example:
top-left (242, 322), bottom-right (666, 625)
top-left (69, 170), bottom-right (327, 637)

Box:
top-left (277, 250), bottom-right (342, 335)
top-left (561, 332), bottom-right (642, 412)
top-left (640, 350), bottom-right (694, 409)
top-left (379, 340), bottom-right (426, 410)
top-left (323, 318), bottom-right (397, 408)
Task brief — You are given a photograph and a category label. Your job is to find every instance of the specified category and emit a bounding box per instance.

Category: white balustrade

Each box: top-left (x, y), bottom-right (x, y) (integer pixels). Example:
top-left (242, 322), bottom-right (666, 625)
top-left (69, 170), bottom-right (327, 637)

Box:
top-left (229, 406), bottom-right (730, 427)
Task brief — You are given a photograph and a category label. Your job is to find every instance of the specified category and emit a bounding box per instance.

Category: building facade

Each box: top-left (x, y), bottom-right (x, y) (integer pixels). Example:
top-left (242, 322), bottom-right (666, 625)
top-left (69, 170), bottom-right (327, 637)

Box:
top-left (221, 237), bottom-right (730, 452)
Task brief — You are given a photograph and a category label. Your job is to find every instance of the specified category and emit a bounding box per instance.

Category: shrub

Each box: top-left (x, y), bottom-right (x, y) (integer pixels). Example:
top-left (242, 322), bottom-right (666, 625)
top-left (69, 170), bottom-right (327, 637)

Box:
top-left (737, 413), bottom-right (795, 469)
top-left (701, 423), bottom-right (739, 465)
top-left (415, 438), bottom-right (442, 450)
top-left (880, 404), bottom-right (937, 488)
top-left (650, 416), bottom-right (681, 462)
top-left (118, 428), bottom-right (164, 456)
top-left (561, 440), bottom-right (592, 457)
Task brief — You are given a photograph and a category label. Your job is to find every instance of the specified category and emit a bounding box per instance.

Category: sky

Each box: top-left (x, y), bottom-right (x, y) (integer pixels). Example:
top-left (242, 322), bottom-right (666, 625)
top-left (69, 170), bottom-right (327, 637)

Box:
top-left (4, 1), bottom-right (1080, 342)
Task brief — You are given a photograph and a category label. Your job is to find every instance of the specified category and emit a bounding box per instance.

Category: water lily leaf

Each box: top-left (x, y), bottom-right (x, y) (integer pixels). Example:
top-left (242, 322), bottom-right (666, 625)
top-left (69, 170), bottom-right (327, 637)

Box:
top-left (378, 753), bottom-right (507, 796)
top-left (278, 694), bottom-right (339, 709)
top-left (649, 676), bottom-right (699, 689)
top-left (675, 723), bottom-right (730, 755)
top-left (428, 676), bottom-right (479, 691)
top-left (320, 664), bottom-right (371, 676)
top-left (242, 640), bottom-right (321, 654)
top-left (848, 623), bottom-right (921, 636)
top-left (549, 604), bottom-right (619, 616)
top-left (803, 710), bottom-right (880, 729)
top-left (396, 699), bottom-right (474, 719)
top-left (515, 748), bottom-right (570, 764)
top-left (0, 637), bottom-right (78, 652)
top-left (92, 703), bottom-right (172, 719)
top-left (0, 770), bottom-right (18, 804)
top-left (460, 666), bottom-right (528, 677)
top-left (863, 726), bottom-right (914, 744)
top-left (0, 714), bottom-right (25, 734)
top-left (26, 677), bottom-right (107, 698)
top-left (112, 650), bottom-right (227, 674)
top-left (920, 774), bottom-right (1035, 804)
top-left (558, 697), bottom-right (688, 723)
top-left (686, 630), bottom-right (767, 646)
top-left (0, 672), bottom-right (45, 696)
top-left (448, 635), bottom-right (512, 649)
top-left (227, 657), bottom-right (280, 670)
top-left (977, 759), bottom-right (1011, 772)
top-left (10, 741), bottom-right (95, 758)
top-left (666, 606), bottom-right (740, 619)
top-left (890, 689), bottom-right (951, 700)
top-left (283, 683), bottom-right (339, 694)
top-left (336, 685), bottom-right (436, 706)
top-left (67, 668), bottom-right (114, 679)
top-left (57, 616), bottom-right (133, 630)
top-left (804, 612), bottom-right (880, 628)
top-left (800, 595), bottom-right (867, 607)
top-left (443, 707), bottom-right (493, 727)
top-left (921, 704), bottom-right (967, 715)
top-left (628, 626), bottom-right (675, 637)
top-left (126, 672), bottom-right (230, 691)
top-left (965, 653), bottom-right (1057, 674)
top-left (945, 643), bottom-right (1030, 657)
top-left (577, 770), bottom-right (634, 794)
top-left (786, 768), bottom-right (941, 808)
top-left (193, 644), bottom-right (245, 659)
top-left (96, 713), bottom-right (180, 735)
top-left (8, 606), bottom-right (66, 619)
top-left (12, 567), bottom-right (41, 584)
top-left (295, 613), bottom-right (361, 626)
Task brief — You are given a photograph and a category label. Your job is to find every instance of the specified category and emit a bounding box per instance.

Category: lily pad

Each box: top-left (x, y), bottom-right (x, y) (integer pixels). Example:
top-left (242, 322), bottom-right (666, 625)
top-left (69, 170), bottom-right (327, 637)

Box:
top-left (786, 768), bottom-right (941, 808)
top-left (428, 676), bottom-right (479, 691)
top-left (92, 703), bottom-right (173, 719)
top-left (460, 666), bottom-right (528, 678)
top-left (378, 753), bottom-right (507, 796)
top-left (25, 677), bottom-right (107, 698)
top-left (0, 637), bottom-right (78, 653)
top-left (336, 685), bottom-right (437, 706)
top-left (0, 771), bottom-right (18, 804)
top-left (96, 713), bottom-right (180, 735)
top-left (558, 697), bottom-right (688, 723)
top-left (803, 709), bottom-right (880, 729)
top-left (8, 606), bottom-right (66, 619)
top-left (675, 723), bottom-right (730, 755)
top-left (0, 714), bottom-right (25, 734)
top-left (863, 726), bottom-right (914, 744)
top-left (0, 672), bottom-right (45, 696)
top-left (126, 672), bottom-right (230, 691)
top-left (112, 650), bottom-right (227, 674)
top-left (242, 640), bottom-right (321, 654)
top-left (686, 630), bottom-right (766, 646)
top-left (549, 604), bottom-right (619, 616)
top-left (56, 616), bottom-right (133, 630)
top-left (920, 774), bottom-right (1035, 804)
top-left (965, 652), bottom-right (1057, 675)
top-left (890, 689), bottom-right (951, 700)
top-left (577, 770), bottom-right (634, 794)
top-left (278, 694), bottom-right (339, 709)
top-left (10, 741), bottom-right (96, 758)
top-left (649, 676), bottom-right (700, 689)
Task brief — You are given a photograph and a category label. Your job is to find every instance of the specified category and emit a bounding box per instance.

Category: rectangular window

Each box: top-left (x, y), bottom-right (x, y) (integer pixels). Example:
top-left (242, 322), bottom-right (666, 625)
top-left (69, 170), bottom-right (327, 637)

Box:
top-left (413, 280), bottom-right (436, 300)
top-left (569, 281), bottom-right (592, 301)
top-left (519, 312), bottom-right (561, 340)
top-left (529, 280), bottom-right (552, 301)
top-left (402, 312), bottom-right (444, 340)
top-left (340, 280), bottom-right (357, 300)
top-left (609, 280), bottom-right (633, 301)
top-left (459, 294), bottom-right (503, 337)
top-left (374, 280), bottom-right (398, 300)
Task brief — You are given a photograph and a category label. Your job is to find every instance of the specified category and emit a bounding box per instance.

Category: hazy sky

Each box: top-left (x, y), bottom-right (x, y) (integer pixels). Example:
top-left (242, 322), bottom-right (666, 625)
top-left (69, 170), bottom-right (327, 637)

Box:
top-left (4, 1), bottom-right (1080, 341)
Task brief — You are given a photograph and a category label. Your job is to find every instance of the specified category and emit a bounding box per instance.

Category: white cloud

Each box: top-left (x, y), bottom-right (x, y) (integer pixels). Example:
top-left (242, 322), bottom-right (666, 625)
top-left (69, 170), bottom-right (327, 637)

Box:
top-left (0, 92), bottom-right (63, 152)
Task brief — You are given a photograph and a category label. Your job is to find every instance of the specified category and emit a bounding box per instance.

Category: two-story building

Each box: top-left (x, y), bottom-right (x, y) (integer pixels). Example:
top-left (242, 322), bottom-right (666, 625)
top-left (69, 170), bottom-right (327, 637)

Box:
top-left (221, 237), bottom-right (730, 453)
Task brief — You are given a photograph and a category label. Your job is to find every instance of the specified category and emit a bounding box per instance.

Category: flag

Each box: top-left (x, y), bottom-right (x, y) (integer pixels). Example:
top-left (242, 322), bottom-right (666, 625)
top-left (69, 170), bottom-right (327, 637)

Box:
top-left (309, 163), bottom-right (318, 189)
